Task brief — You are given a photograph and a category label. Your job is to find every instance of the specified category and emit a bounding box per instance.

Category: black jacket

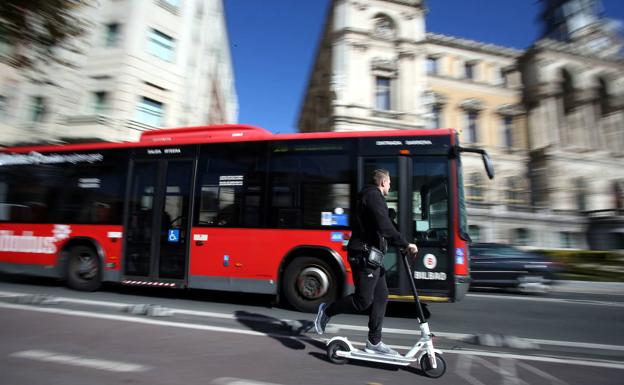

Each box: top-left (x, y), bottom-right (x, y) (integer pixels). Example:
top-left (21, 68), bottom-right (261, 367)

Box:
top-left (347, 186), bottom-right (409, 252)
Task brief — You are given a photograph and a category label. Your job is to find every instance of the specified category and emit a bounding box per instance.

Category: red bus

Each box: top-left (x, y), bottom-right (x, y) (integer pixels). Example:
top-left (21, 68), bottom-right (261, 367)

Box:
top-left (0, 125), bottom-right (493, 312)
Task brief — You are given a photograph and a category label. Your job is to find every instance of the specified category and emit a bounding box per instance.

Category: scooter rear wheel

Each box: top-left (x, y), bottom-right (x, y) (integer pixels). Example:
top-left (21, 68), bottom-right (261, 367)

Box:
top-left (327, 340), bottom-right (349, 365)
top-left (420, 353), bottom-right (446, 378)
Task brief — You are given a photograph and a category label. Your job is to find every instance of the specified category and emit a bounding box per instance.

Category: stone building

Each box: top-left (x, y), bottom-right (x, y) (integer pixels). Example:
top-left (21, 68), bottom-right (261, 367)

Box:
top-left (0, 0), bottom-right (238, 145)
top-left (299, 0), bottom-right (624, 249)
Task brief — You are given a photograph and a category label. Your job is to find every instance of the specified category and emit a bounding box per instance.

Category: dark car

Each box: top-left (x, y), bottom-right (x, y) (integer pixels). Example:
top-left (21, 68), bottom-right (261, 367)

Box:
top-left (469, 243), bottom-right (562, 293)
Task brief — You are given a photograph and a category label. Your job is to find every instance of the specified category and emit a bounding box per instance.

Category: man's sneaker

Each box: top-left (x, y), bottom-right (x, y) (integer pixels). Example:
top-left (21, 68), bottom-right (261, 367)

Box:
top-left (365, 340), bottom-right (400, 356)
top-left (314, 303), bottom-right (330, 335)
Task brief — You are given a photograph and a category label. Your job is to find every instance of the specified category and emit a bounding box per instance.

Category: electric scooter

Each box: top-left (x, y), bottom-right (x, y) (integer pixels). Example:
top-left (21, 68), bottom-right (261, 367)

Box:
top-left (325, 250), bottom-right (447, 378)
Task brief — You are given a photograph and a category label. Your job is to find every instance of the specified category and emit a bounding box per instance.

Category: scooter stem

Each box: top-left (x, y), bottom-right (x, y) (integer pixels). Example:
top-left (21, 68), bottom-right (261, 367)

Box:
top-left (401, 250), bottom-right (427, 323)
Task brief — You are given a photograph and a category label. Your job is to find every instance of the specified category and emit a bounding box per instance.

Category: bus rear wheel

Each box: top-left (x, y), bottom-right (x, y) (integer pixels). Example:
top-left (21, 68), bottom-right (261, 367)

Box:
top-left (66, 245), bottom-right (101, 292)
top-left (283, 256), bottom-right (338, 313)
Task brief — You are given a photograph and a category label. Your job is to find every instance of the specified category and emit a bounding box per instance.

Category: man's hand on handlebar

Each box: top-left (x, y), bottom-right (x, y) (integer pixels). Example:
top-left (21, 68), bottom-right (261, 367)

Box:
top-left (406, 243), bottom-right (418, 257)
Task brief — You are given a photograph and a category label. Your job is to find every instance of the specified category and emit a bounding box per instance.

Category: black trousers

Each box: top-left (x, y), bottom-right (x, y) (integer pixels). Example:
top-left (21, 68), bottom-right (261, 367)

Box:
top-left (325, 250), bottom-right (388, 345)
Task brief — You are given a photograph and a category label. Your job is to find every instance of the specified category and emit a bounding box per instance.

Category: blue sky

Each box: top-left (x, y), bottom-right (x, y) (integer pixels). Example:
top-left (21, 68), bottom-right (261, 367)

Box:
top-left (224, 0), bottom-right (624, 134)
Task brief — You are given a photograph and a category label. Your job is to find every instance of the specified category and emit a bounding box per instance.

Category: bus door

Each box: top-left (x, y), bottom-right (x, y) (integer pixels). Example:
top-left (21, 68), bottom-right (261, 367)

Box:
top-left (124, 151), bottom-right (196, 285)
top-left (360, 156), bottom-right (452, 301)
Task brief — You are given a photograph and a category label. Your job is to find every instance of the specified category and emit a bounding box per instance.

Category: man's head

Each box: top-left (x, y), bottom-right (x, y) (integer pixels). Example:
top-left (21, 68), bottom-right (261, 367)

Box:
top-left (372, 169), bottom-right (391, 196)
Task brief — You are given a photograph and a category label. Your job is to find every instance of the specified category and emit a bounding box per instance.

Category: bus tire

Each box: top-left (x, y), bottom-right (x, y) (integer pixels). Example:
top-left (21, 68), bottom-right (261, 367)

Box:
top-left (282, 256), bottom-right (338, 313)
top-left (66, 245), bottom-right (101, 292)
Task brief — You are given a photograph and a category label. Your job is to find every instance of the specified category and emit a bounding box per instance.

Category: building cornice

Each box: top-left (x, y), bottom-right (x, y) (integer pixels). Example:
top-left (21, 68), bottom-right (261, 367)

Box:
top-left (527, 38), bottom-right (624, 65)
top-left (426, 32), bottom-right (522, 58)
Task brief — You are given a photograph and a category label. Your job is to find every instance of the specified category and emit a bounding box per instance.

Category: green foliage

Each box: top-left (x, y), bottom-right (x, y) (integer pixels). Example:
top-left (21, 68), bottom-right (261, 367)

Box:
top-left (0, 0), bottom-right (91, 70)
top-left (536, 249), bottom-right (624, 282)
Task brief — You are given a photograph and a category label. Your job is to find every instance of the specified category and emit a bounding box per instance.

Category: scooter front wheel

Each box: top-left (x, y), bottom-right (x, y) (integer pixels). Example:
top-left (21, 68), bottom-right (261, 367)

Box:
top-left (420, 353), bottom-right (446, 378)
top-left (327, 340), bottom-right (349, 365)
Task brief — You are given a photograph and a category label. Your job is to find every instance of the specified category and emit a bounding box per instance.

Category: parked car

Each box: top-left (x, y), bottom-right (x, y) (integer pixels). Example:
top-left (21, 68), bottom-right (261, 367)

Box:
top-left (469, 243), bottom-right (562, 293)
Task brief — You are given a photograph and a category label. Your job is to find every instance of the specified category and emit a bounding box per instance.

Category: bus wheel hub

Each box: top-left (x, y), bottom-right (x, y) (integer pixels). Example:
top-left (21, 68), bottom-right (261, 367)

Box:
top-left (297, 267), bottom-right (329, 299)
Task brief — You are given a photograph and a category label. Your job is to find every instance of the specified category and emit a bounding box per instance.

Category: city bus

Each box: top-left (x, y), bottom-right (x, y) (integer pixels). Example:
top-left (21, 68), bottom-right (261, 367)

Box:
top-left (0, 125), bottom-right (493, 312)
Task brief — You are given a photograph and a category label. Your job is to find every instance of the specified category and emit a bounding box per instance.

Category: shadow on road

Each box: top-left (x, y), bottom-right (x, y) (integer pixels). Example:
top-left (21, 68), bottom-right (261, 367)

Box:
top-left (234, 310), bottom-right (326, 352)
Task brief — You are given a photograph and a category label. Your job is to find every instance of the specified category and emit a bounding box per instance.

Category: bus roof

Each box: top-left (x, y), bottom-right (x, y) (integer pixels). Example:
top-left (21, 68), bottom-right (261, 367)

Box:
top-left (1, 125), bottom-right (457, 154)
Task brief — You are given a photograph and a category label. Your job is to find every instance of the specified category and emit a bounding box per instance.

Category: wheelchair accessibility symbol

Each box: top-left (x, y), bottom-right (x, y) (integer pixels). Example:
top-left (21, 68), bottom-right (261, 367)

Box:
top-left (168, 229), bottom-right (180, 243)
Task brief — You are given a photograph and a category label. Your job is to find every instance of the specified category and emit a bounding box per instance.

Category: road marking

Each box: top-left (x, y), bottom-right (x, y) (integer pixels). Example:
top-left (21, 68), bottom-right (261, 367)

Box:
top-left (10, 349), bottom-right (150, 373)
top-left (2, 301), bottom-right (624, 371)
top-left (1, 290), bottom-right (623, 352)
top-left (212, 378), bottom-right (284, 385)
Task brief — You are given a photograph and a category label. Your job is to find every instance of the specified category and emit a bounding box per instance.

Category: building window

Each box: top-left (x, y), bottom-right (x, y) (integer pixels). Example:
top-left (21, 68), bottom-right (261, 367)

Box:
top-left (598, 78), bottom-right (610, 117)
top-left (468, 224), bottom-right (481, 242)
top-left (148, 29), bottom-right (175, 62)
top-left (466, 173), bottom-right (484, 202)
top-left (575, 177), bottom-right (587, 212)
top-left (514, 228), bottom-right (530, 246)
top-left (375, 76), bottom-right (391, 111)
top-left (505, 176), bottom-right (525, 205)
top-left (93, 91), bottom-right (108, 114)
top-left (500, 69), bottom-right (508, 87)
top-left (105, 23), bottom-right (120, 47)
top-left (426, 56), bottom-right (438, 75)
top-left (465, 110), bottom-right (479, 143)
top-left (30, 96), bottom-right (47, 123)
top-left (0, 95), bottom-right (6, 120)
top-left (560, 232), bottom-right (572, 248)
top-left (465, 62), bottom-right (476, 80)
top-left (431, 104), bottom-right (442, 128)
top-left (614, 180), bottom-right (623, 211)
top-left (561, 69), bottom-right (575, 114)
top-left (157, 0), bottom-right (181, 12)
top-left (502, 115), bottom-right (513, 148)
top-left (136, 97), bottom-right (164, 127)
top-left (373, 14), bottom-right (396, 40)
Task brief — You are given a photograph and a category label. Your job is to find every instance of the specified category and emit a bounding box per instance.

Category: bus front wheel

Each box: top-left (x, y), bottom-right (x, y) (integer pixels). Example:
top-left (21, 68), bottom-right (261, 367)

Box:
top-left (283, 256), bottom-right (338, 313)
top-left (66, 245), bottom-right (102, 292)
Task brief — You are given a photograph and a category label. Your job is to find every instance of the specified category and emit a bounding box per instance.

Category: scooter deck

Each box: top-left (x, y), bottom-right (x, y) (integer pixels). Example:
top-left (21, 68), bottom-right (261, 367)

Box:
top-left (336, 348), bottom-right (417, 366)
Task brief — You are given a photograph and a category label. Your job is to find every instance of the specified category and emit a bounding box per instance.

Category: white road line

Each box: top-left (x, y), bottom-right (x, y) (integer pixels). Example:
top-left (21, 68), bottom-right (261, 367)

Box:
top-left (1, 290), bottom-right (623, 352)
top-left (1, 301), bottom-right (624, 371)
top-left (212, 377), bottom-right (284, 385)
top-left (10, 349), bottom-right (150, 373)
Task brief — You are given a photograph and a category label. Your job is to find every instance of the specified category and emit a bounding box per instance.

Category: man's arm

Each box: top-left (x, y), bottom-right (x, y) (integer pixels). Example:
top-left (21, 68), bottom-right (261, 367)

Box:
top-left (366, 191), bottom-right (409, 248)
top-left (366, 191), bottom-right (418, 257)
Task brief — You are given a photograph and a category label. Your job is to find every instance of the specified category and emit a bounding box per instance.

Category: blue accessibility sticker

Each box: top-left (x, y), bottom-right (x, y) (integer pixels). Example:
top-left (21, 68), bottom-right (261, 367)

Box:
top-left (168, 229), bottom-right (180, 243)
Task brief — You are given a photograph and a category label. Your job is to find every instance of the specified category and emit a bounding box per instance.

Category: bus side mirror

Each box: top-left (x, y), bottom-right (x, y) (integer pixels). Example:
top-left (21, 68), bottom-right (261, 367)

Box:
top-left (482, 152), bottom-right (495, 180)
top-left (459, 146), bottom-right (495, 180)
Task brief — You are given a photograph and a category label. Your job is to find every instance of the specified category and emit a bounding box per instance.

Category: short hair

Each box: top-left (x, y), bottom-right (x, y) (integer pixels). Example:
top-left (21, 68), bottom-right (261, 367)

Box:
top-left (372, 169), bottom-right (390, 186)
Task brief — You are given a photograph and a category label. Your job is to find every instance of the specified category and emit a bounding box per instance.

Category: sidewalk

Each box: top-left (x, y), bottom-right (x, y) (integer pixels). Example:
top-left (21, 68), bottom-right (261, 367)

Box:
top-left (553, 280), bottom-right (624, 295)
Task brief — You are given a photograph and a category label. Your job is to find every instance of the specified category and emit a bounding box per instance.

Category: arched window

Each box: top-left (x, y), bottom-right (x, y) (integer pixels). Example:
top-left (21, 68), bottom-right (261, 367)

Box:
top-left (373, 14), bottom-right (396, 40)
top-left (466, 173), bottom-right (484, 202)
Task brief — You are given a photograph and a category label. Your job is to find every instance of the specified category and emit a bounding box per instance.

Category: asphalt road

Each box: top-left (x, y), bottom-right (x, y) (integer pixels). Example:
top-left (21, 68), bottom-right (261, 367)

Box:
top-left (0, 276), bottom-right (623, 385)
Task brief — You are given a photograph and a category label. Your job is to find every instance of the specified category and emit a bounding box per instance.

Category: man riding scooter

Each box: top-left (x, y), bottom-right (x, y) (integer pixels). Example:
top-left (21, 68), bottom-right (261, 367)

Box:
top-left (314, 169), bottom-right (418, 355)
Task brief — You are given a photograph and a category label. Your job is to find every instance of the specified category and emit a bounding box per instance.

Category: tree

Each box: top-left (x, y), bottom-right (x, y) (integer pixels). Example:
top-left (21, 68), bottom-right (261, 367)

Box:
top-left (0, 0), bottom-right (92, 71)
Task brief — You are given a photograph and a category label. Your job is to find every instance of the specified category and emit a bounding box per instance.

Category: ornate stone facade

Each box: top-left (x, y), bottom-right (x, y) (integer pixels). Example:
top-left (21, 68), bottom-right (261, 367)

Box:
top-left (298, 0), bottom-right (624, 249)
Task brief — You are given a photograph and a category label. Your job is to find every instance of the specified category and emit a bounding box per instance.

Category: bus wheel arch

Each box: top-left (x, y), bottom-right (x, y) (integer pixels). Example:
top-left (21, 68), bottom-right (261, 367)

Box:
top-left (279, 247), bottom-right (345, 313)
top-left (60, 238), bottom-right (104, 292)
